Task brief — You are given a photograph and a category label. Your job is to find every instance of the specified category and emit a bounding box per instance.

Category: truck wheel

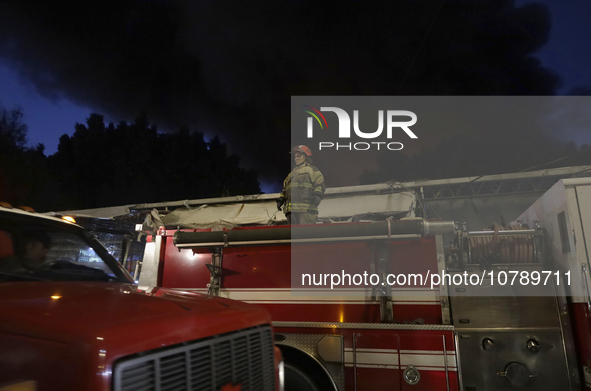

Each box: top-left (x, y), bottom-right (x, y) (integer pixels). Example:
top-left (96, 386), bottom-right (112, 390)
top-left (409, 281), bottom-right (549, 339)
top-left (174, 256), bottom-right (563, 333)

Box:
top-left (284, 362), bottom-right (320, 391)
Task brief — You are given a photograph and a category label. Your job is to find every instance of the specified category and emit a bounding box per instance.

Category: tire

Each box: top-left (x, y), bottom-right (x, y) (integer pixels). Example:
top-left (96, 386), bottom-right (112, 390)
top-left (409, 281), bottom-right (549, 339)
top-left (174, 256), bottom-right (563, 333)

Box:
top-left (284, 362), bottom-right (320, 391)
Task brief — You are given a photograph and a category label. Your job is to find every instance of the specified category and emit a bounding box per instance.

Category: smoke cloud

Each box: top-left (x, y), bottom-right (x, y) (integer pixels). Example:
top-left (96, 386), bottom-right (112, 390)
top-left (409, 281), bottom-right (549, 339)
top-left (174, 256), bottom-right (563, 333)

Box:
top-left (0, 0), bottom-right (560, 185)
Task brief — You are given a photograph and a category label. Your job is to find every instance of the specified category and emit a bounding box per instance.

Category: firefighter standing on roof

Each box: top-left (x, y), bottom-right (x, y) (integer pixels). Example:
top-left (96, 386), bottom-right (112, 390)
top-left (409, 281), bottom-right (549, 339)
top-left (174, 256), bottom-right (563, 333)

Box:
top-left (277, 145), bottom-right (325, 225)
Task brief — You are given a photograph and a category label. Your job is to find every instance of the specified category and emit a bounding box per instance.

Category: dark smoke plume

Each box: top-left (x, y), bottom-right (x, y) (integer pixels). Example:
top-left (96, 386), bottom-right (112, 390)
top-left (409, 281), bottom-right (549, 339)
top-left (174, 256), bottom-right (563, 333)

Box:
top-left (0, 0), bottom-right (559, 185)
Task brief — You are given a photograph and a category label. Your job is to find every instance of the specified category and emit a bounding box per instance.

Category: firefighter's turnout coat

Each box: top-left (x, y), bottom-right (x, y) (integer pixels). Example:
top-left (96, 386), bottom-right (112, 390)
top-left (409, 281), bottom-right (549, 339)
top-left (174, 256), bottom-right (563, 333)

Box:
top-left (280, 162), bottom-right (325, 214)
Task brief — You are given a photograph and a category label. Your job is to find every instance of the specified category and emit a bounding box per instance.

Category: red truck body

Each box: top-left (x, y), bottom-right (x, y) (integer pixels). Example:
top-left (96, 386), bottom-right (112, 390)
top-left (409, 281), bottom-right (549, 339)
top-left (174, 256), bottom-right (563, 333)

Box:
top-left (146, 225), bottom-right (458, 391)
top-left (0, 207), bottom-right (282, 391)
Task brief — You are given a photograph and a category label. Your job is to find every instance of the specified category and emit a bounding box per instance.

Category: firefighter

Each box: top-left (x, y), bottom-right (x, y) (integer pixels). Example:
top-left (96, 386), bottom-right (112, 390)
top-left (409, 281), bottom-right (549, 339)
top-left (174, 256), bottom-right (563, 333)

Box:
top-left (277, 145), bottom-right (325, 225)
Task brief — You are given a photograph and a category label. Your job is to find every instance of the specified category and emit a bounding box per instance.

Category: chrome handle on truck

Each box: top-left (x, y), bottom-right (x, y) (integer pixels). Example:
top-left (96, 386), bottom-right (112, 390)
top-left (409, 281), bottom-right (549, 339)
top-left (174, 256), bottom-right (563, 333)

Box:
top-left (582, 263), bottom-right (591, 315)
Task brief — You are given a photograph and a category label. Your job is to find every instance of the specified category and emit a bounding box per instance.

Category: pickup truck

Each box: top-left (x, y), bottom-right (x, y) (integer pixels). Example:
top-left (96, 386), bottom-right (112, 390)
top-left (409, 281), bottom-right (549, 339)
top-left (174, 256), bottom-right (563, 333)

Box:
top-left (0, 206), bottom-right (283, 391)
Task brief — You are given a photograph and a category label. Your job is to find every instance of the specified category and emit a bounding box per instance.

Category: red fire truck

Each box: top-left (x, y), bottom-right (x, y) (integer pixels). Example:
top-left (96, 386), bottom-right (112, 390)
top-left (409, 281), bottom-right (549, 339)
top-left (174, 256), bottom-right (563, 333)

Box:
top-left (134, 175), bottom-right (591, 391)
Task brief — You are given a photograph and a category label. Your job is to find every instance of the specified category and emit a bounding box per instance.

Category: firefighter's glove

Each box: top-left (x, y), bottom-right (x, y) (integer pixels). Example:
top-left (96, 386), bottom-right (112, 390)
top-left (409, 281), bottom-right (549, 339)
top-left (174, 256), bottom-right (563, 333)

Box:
top-left (312, 196), bottom-right (322, 207)
top-left (276, 199), bottom-right (284, 211)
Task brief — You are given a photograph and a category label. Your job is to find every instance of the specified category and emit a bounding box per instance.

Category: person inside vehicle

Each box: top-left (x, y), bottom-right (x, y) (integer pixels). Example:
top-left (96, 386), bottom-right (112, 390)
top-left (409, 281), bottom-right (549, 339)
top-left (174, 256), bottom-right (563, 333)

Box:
top-left (21, 230), bottom-right (52, 269)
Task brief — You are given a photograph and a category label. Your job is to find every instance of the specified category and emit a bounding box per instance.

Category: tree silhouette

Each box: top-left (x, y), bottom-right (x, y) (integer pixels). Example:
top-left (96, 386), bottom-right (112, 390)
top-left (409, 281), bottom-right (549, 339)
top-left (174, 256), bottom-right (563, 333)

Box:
top-left (0, 102), bottom-right (28, 151)
top-left (0, 102), bottom-right (49, 207)
top-left (46, 113), bottom-right (260, 210)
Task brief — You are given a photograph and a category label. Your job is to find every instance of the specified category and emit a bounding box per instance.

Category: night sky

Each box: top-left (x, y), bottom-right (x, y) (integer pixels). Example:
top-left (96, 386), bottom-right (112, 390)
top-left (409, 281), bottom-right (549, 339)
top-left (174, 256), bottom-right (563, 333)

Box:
top-left (0, 0), bottom-right (590, 194)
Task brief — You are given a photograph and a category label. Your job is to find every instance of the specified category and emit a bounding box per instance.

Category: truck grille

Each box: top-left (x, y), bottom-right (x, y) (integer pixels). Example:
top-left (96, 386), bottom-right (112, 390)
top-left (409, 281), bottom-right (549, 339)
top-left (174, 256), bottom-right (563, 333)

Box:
top-left (113, 325), bottom-right (275, 391)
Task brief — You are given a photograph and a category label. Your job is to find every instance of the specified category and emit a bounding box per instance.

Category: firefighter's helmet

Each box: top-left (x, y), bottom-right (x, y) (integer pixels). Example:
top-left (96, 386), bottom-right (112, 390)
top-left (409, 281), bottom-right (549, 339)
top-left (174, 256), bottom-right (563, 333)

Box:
top-left (292, 145), bottom-right (312, 156)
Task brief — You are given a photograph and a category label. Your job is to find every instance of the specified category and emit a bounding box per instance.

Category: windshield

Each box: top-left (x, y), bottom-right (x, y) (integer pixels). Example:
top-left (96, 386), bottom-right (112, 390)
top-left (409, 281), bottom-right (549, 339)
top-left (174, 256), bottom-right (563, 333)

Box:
top-left (0, 214), bottom-right (131, 282)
